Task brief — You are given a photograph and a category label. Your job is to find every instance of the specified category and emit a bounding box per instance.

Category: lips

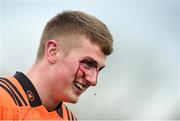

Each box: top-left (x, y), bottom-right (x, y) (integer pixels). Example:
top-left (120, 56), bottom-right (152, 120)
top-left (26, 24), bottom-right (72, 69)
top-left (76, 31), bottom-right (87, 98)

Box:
top-left (74, 81), bottom-right (85, 91)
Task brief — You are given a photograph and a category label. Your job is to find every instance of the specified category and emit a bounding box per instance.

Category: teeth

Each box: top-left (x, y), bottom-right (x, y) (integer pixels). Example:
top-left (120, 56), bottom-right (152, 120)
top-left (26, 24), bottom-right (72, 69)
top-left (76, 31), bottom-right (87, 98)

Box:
top-left (74, 82), bottom-right (84, 90)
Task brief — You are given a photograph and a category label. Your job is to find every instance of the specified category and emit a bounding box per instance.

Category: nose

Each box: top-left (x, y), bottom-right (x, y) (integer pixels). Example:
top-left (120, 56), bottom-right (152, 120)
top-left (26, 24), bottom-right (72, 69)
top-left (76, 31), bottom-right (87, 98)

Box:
top-left (85, 70), bottom-right (98, 86)
top-left (78, 65), bottom-right (98, 86)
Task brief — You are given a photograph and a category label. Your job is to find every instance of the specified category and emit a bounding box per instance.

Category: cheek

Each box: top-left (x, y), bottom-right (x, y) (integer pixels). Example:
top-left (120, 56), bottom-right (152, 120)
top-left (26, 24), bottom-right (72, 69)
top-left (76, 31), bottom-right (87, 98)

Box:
top-left (56, 56), bottom-right (80, 82)
top-left (60, 62), bottom-right (78, 82)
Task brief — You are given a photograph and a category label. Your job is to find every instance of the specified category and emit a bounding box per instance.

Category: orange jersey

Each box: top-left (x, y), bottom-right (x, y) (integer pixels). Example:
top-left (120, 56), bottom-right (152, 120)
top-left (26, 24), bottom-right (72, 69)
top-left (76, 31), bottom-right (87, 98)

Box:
top-left (0, 72), bottom-right (77, 120)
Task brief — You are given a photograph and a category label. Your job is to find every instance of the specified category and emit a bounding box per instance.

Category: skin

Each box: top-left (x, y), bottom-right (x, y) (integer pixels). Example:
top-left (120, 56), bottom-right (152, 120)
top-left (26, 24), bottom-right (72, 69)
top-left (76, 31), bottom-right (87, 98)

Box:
top-left (26, 35), bottom-right (106, 111)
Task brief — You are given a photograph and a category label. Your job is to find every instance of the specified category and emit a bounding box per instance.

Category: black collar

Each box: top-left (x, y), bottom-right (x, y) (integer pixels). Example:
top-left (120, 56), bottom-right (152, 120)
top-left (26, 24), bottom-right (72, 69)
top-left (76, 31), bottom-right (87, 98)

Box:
top-left (14, 71), bottom-right (63, 117)
top-left (14, 71), bottom-right (42, 107)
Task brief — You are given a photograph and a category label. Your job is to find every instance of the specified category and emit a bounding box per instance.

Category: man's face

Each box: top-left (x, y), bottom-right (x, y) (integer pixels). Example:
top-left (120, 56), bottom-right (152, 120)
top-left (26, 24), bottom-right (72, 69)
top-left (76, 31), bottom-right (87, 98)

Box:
top-left (52, 36), bottom-right (106, 103)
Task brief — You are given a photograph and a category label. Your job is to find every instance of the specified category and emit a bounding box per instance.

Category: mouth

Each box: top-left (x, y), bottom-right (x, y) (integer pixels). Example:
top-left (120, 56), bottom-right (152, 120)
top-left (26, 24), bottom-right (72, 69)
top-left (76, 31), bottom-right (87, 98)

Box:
top-left (74, 81), bottom-right (86, 91)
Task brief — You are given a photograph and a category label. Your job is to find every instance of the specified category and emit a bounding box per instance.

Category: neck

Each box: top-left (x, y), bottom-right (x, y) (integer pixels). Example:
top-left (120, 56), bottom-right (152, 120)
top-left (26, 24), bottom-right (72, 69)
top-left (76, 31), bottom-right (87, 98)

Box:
top-left (26, 61), bottom-right (60, 111)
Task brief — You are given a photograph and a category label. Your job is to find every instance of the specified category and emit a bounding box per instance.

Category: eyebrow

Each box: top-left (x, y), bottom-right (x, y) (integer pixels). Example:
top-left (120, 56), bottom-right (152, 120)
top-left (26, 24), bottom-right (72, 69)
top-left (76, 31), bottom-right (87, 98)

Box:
top-left (84, 56), bottom-right (105, 71)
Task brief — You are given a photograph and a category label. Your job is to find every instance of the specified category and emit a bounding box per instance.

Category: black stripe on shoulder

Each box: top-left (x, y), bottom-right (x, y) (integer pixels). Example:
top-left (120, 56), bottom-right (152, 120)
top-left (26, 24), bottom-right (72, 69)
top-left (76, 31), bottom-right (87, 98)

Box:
top-left (65, 106), bottom-right (77, 121)
top-left (0, 79), bottom-right (22, 106)
top-left (70, 109), bottom-right (77, 121)
top-left (74, 115), bottom-right (77, 121)
top-left (0, 77), bottom-right (28, 106)
top-left (55, 102), bottom-right (63, 118)
top-left (70, 110), bottom-right (75, 121)
top-left (0, 83), bottom-right (18, 105)
top-left (65, 106), bottom-right (71, 121)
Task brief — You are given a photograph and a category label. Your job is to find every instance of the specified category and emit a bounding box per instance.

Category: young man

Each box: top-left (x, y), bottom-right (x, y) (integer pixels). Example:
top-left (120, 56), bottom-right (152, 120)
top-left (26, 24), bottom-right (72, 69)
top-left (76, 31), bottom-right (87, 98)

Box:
top-left (0, 10), bottom-right (113, 120)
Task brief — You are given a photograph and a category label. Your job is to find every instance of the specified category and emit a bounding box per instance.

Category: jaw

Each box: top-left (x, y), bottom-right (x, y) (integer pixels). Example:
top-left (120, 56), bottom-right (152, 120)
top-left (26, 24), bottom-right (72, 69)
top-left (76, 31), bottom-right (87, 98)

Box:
top-left (65, 81), bottom-right (89, 103)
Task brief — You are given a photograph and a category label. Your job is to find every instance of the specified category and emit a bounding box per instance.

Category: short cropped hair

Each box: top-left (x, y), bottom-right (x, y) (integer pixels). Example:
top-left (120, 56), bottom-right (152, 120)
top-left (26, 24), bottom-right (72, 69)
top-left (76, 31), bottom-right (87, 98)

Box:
top-left (37, 10), bottom-right (113, 59)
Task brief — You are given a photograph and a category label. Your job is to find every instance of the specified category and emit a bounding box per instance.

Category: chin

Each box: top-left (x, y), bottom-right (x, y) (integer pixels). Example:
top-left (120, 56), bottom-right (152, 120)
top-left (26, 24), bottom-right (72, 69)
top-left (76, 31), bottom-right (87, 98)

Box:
top-left (66, 97), bottom-right (79, 104)
top-left (71, 101), bottom-right (78, 104)
top-left (69, 99), bottom-right (79, 104)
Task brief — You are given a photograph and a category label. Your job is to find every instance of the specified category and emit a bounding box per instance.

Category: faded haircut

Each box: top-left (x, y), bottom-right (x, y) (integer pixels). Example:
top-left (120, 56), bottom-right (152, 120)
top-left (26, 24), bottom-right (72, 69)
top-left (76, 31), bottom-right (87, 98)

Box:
top-left (36, 10), bottom-right (113, 59)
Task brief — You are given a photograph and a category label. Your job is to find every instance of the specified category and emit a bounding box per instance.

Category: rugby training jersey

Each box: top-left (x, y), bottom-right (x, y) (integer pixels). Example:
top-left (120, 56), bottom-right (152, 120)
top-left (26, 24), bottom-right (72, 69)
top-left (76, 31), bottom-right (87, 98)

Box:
top-left (0, 72), bottom-right (77, 120)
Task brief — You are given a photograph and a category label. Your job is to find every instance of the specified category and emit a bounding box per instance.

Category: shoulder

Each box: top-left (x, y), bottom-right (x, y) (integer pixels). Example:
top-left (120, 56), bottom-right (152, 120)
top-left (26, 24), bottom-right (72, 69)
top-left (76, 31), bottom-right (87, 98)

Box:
top-left (0, 77), bottom-right (28, 107)
top-left (62, 103), bottom-right (77, 121)
top-left (0, 77), bottom-right (17, 107)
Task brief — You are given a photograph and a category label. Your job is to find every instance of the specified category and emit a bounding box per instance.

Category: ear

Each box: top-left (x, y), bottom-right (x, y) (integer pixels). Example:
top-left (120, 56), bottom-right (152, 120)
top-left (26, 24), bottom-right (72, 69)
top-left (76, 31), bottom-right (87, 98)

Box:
top-left (45, 40), bottom-right (59, 64)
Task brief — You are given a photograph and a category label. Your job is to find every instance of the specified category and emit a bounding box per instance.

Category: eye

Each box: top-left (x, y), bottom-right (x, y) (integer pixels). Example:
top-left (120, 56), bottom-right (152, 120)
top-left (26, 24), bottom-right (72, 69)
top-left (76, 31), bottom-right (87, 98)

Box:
top-left (80, 59), bottom-right (97, 69)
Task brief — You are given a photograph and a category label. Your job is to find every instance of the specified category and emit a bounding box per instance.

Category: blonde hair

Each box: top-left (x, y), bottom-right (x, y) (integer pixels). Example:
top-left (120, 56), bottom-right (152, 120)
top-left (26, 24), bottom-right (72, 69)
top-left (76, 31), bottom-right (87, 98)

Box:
top-left (37, 10), bottom-right (113, 59)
